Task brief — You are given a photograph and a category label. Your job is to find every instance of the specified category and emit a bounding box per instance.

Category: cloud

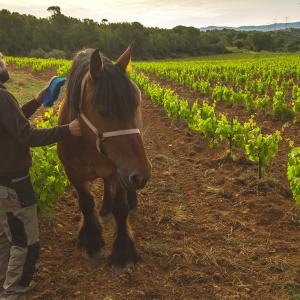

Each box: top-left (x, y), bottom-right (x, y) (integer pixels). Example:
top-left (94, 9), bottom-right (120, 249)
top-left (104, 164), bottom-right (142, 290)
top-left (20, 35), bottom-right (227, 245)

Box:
top-left (0, 0), bottom-right (299, 28)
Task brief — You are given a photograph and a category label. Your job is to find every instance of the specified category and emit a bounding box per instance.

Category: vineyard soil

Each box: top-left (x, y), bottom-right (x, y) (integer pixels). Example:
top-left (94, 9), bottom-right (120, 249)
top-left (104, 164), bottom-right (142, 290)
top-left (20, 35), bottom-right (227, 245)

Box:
top-left (9, 68), bottom-right (300, 299)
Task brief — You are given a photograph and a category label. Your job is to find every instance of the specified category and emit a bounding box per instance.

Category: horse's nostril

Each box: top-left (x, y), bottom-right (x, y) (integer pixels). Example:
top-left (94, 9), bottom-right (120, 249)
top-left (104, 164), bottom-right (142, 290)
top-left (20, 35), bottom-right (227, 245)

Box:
top-left (129, 173), bottom-right (142, 187)
top-left (129, 173), bottom-right (148, 188)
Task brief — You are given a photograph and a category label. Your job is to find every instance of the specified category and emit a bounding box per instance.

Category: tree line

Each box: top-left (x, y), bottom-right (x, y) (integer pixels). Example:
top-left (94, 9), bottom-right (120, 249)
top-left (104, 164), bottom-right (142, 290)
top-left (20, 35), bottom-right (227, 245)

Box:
top-left (0, 7), bottom-right (299, 60)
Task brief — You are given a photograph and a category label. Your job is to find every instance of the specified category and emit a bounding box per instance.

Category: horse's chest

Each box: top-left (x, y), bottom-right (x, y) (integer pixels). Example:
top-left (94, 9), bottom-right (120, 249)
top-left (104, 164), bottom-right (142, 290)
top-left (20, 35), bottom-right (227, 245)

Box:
top-left (81, 156), bottom-right (115, 181)
top-left (59, 138), bottom-right (115, 181)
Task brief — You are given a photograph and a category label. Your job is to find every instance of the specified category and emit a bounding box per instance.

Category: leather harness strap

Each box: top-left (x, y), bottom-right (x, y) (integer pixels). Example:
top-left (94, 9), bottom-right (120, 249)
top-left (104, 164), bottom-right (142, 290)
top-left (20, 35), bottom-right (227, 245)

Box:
top-left (78, 73), bottom-right (140, 153)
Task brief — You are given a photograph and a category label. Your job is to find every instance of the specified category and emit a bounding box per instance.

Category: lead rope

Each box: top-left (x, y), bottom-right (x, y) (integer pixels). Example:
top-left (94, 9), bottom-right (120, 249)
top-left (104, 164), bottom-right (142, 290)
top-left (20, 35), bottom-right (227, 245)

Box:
top-left (78, 73), bottom-right (140, 153)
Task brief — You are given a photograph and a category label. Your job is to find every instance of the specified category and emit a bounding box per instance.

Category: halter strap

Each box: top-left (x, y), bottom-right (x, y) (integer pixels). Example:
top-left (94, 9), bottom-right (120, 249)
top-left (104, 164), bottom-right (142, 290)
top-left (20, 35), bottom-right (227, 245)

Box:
top-left (78, 73), bottom-right (140, 153)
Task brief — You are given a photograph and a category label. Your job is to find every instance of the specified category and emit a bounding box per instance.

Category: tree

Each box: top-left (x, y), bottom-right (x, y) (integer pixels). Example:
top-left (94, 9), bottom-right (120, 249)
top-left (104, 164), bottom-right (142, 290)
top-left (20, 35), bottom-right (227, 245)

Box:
top-left (47, 6), bottom-right (61, 16)
top-left (247, 32), bottom-right (274, 51)
top-left (0, 8), bottom-right (299, 59)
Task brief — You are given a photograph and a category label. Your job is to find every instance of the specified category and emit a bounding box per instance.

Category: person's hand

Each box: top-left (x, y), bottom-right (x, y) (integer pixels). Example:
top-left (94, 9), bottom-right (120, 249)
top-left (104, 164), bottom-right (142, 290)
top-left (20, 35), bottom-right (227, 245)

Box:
top-left (69, 119), bottom-right (82, 136)
top-left (35, 76), bottom-right (57, 105)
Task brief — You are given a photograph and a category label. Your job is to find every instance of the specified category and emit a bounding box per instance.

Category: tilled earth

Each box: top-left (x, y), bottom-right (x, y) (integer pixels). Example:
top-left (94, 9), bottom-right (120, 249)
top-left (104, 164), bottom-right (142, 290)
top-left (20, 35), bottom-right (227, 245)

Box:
top-left (14, 68), bottom-right (300, 300)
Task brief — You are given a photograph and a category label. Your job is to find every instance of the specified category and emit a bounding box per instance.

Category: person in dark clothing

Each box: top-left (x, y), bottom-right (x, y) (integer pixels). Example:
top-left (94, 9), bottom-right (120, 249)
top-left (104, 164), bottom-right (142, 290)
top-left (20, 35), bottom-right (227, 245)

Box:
top-left (0, 53), bottom-right (81, 300)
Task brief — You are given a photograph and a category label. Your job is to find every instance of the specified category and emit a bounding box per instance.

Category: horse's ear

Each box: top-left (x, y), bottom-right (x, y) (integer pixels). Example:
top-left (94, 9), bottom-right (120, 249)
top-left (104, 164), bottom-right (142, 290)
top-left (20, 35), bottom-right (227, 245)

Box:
top-left (90, 49), bottom-right (103, 81)
top-left (115, 43), bottom-right (133, 71)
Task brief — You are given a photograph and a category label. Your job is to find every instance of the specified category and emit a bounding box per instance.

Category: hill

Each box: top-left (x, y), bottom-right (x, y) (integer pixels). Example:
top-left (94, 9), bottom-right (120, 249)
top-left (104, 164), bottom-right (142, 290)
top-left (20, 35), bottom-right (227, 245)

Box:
top-left (201, 21), bottom-right (300, 32)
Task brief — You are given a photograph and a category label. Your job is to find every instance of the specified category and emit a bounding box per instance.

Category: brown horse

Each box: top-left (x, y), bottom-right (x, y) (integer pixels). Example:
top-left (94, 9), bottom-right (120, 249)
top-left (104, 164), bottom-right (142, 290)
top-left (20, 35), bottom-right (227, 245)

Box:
top-left (57, 46), bottom-right (151, 270)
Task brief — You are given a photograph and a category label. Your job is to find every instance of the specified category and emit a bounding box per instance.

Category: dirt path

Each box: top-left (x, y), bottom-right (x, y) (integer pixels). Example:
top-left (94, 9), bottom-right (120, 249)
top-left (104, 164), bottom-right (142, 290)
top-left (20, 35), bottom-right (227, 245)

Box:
top-left (26, 82), bottom-right (300, 299)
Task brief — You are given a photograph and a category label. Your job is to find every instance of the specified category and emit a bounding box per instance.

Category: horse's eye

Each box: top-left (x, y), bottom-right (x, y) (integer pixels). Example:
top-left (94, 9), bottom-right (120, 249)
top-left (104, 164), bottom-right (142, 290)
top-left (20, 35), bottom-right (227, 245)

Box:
top-left (100, 111), bottom-right (110, 119)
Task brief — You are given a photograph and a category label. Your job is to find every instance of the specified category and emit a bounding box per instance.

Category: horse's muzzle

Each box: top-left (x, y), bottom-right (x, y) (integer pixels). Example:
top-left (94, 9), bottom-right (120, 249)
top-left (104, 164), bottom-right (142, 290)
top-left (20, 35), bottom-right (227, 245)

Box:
top-left (129, 172), bottom-right (150, 190)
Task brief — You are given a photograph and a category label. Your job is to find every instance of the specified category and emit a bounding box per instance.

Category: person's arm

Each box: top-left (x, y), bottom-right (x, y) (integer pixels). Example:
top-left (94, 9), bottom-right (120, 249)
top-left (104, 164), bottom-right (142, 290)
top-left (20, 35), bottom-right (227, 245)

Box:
top-left (21, 99), bottom-right (41, 119)
top-left (21, 86), bottom-right (48, 119)
top-left (0, 91), bottom-right (71, 147)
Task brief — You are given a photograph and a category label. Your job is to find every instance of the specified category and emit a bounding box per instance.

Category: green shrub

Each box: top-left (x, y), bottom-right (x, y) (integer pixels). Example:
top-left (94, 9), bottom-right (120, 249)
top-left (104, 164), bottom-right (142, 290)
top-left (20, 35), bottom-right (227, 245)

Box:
top-left (287, 147), bottom-right (300, 205)
top-left (46, 49), bottom-right (66, 59)
top-left (29, 48), bottom-right (46, 58)
top-left (30, 109), bottom-right (68, 211)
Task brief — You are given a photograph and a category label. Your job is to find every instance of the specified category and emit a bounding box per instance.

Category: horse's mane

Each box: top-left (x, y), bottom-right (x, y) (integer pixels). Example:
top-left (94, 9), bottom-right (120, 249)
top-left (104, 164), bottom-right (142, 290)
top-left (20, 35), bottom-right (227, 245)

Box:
top-left (66, 48), bottom-right (139, 121)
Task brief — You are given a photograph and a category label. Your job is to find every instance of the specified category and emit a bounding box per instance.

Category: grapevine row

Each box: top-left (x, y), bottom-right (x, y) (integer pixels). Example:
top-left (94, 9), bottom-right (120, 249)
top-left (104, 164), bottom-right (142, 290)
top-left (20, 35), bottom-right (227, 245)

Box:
top-left (135, 56), bottom-right (300, 121)
top-left (6, 56), bottom-right (71, 76)
top-left (130, 71), bottom-right (282, 179)
top-left (6, 55), bottom-right (300, 205)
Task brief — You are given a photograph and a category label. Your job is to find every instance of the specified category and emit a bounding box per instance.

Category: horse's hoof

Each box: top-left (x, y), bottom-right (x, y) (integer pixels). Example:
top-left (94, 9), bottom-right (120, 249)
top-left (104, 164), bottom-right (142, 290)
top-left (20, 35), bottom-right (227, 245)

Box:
top-left (99, 212), bottom-right (113, 224)
top-left (112, 262), bottom-right (135, 275)
top-left (81, 248), bottom-right (104, 261)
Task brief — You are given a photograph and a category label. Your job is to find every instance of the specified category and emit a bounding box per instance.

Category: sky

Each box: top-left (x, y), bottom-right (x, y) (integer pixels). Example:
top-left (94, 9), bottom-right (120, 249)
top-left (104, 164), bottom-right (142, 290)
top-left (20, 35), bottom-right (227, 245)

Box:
top-left (0, 0), bottom-right (299, 28)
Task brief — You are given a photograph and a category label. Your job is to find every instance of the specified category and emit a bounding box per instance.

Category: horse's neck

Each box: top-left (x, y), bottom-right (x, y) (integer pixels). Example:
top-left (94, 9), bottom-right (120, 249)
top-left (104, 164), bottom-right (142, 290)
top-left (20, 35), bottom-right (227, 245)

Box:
top-left (59, 97), bottom-right (78, 125)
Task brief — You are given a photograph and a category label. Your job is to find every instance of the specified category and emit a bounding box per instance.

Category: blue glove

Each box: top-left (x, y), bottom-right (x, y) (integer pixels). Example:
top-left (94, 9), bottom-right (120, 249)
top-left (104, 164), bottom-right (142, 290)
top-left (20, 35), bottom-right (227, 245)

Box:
top-left (42, 76), bottom-right (67, 107)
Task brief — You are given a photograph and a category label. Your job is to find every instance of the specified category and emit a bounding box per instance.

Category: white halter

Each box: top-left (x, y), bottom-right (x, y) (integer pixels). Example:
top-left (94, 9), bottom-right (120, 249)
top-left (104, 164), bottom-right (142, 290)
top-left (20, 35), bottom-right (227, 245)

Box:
top-left (79, 73), bottom-right (140, 153)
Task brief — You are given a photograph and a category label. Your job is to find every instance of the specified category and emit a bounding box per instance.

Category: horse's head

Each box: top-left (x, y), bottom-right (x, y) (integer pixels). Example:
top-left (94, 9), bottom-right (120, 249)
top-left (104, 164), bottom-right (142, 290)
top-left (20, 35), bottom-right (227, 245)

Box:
top-left (79, 46), bottom-right (151, 190)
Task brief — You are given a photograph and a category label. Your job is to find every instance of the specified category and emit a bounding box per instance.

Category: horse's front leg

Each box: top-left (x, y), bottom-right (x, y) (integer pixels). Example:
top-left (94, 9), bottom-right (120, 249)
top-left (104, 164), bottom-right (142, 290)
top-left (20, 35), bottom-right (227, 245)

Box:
top-left (99, 180), bottom-right (138, 223)
top-left (75, 182), bottom-right (105, 260)
top-left (109, 180), bottom-right (138, 271)
top-left (127, 190), bottom-right (137, 210)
